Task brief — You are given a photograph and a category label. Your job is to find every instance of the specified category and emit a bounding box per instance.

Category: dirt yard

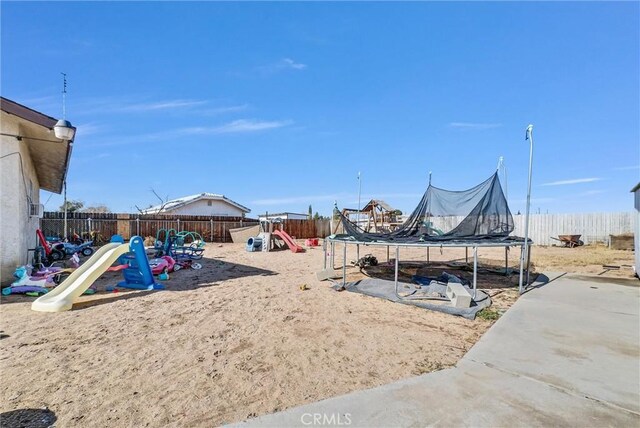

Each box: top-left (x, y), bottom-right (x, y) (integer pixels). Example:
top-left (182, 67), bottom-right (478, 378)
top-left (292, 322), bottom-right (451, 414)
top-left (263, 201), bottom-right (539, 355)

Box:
top-left (0, 241), bottom-right (635, 426)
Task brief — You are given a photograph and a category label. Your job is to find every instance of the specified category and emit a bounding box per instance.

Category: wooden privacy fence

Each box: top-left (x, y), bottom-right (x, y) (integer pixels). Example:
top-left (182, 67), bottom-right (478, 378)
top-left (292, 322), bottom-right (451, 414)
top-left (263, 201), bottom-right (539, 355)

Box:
top-left (40, 212), bottom-right (333, 243)
top-left (429, 212), bottom-right (636, 246)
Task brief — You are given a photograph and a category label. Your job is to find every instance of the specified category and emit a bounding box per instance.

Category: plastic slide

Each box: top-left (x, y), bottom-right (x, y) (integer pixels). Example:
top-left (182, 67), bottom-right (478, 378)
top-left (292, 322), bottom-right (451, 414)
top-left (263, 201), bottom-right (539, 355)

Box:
top-left (31, 243), bottom-right (131, 312)
top-left (273, 230), bottom-right (305, 253)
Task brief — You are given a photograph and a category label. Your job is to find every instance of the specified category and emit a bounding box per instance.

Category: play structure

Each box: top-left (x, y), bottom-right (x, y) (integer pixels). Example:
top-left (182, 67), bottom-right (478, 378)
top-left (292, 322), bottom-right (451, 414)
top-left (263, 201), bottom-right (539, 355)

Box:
top-left (246, 219), bottom-right (304, 253)
top-left (154, 230), bottom-right (204, 270)
top-left (335, 199), bottom-right (402, 234)
top-left (31, 236), bottom-right (163, 313)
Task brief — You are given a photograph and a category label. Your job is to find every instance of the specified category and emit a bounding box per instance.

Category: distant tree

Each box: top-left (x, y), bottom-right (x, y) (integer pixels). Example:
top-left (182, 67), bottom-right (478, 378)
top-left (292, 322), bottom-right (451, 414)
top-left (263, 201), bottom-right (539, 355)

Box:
top-left (313, 212), bottom-right (321, 220)
top-left (82, 204), bottom-right (111, 213)
top-left (392, 209), bottom-right (403, 216)
top-left (59, 199), bottom-right (84, 213)
top-left (308, 205), bottom-right (313, 219)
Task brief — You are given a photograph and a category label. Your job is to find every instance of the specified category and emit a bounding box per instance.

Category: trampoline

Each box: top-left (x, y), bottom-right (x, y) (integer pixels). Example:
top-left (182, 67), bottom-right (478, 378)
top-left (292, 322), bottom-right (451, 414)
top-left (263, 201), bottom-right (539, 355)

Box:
top-left (323, 172), bottom-right (532, 300)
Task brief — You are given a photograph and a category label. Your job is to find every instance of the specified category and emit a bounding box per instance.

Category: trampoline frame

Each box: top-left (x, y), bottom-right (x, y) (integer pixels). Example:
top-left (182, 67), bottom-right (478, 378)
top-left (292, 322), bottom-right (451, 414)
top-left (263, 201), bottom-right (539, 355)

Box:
top-left (323, 238), bottom-right (532, 301)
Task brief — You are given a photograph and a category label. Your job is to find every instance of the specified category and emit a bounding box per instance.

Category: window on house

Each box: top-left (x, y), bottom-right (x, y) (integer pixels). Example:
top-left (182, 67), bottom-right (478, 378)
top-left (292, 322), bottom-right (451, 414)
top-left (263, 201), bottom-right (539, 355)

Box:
top-left (207, 200), bottom-right (212, 206)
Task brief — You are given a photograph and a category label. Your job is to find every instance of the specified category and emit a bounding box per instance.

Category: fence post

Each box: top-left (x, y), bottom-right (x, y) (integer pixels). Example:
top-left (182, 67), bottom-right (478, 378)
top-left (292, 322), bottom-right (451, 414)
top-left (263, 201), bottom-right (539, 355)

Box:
top-left (223, 221), bottom-right (226, 243)
top-left (210, 219), bottom-right (213, 242)
top-left (136, 217), bottom-right (140, 236)
top-left (177, 218), bottom-right (180, 231)
top-left (87, 217), bottom-right (92, 235)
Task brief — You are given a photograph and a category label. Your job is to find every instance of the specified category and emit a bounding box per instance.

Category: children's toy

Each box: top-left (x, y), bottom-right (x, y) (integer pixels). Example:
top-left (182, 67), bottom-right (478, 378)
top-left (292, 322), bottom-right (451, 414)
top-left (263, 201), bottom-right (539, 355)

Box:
top-left (149, 256), bottom-right (176, 275)
top-left (31, 236), bottom-right (163, 313)
top-left (2, 266), bottom-right (55, 295)
top-left (36, 229), bottom-right (66, 262)
top-left (53, 240), bottom-right (94, 258)
top-left (248, 220), bottom-right (305, 253)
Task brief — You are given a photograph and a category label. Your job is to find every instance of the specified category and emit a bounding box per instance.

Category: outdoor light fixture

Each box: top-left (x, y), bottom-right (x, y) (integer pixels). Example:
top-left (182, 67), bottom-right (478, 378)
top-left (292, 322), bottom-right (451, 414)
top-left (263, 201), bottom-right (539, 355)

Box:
top-left (54, 119), bottom-right (75, 141)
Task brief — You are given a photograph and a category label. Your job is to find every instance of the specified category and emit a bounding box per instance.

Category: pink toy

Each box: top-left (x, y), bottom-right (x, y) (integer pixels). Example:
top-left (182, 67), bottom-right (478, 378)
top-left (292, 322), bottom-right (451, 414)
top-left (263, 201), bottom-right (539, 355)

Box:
top-left (149, 256), bottom-right (176, 275)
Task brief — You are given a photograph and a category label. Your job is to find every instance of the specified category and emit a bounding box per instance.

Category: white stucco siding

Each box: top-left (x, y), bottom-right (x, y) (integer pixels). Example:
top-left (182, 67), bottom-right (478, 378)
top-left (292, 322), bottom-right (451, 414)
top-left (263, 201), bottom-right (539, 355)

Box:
top-left (1, 116), bottom-right (41, 284)
top-left (169, 199), bottom-right (245, 217)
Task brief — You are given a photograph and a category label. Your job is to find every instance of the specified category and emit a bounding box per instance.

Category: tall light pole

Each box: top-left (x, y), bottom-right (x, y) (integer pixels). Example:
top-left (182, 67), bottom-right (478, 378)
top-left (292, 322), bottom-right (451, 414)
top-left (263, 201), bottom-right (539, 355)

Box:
top-left (519, 124), bottom-right (534, 293)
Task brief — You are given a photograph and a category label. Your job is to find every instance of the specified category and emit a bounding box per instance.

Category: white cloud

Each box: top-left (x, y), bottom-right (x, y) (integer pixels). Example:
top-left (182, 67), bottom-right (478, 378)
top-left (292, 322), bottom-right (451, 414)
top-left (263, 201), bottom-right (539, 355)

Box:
top-left (448, 122), bottom-right (502, 130)
top-left (252, 194), bottom-right (345, 206)
top-left (578, 190), bottom-right (605, 196)
top-left (252, 192), bottom-right (423, 206)
top-left (75, 122), bottom-right (104, 137)
top-left (613, 165), bottom-right (640, 171)
top-left (201, 104), bottom-right (249, 115)
top-left (184, 119), bottom-right (292, 135)
top-left (119, 99), bottom-right (208, 112)
top-left (541, 177), bottom-right (602, 186)
top-left (257, 58), bottom-right (307, 74)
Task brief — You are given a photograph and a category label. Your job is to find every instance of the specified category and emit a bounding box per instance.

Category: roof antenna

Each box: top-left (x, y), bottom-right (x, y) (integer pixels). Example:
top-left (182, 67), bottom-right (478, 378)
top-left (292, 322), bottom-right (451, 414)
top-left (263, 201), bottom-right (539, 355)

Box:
top-left (61, 72), bottom-right (67, 120)
top-left (428, 171), bottom-right (432, 186)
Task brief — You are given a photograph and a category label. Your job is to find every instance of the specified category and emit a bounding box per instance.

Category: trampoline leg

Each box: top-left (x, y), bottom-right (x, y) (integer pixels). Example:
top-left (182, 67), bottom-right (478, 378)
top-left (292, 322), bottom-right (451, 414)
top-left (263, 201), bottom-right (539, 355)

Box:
top-left (323, 239), bottom-right (327, 270)
top-left (473, 246), bottom-right (478, 300)
top-left (465, 247), bottom-right (468, 264)
top-left (342, 242), bottom-right (347, 288)
top-left (518, 244), bottom-right (525, 294)
top-left (427, 247), bottom-right (430, 263)
top-left (331, 241), bottom-right (335, 270)
top-left (387, 246), bottom-right (390, 263)
top-left (356, 244), bottom-right (360, 262)
top-left (505, 247), bottom-right (508, 276)
top-left (526, 244), bottom-right (532, 286)
top-left (394, 245), bottom-right (400, 299)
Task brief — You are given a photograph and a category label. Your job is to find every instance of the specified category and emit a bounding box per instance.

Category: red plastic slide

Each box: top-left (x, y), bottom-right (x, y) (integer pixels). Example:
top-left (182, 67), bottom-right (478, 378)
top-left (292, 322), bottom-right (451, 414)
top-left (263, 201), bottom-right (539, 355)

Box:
top-left (273, 230), bottom-right (305, 253)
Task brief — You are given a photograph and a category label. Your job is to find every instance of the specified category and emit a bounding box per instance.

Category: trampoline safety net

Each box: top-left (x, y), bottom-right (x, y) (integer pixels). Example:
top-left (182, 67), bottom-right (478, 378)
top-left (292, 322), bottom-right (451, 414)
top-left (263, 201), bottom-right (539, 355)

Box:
top-left (337, 172), bottom-right (517, 243)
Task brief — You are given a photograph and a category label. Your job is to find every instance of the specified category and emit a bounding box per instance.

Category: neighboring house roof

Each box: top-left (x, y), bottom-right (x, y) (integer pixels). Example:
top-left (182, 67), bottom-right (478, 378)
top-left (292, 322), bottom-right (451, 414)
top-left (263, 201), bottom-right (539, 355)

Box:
top-left (142, 193), bottom-right (251, 214)
top-left (631, 182), bottom-right (640, 193)
top-left (0, 96), bottom-right (74, 194)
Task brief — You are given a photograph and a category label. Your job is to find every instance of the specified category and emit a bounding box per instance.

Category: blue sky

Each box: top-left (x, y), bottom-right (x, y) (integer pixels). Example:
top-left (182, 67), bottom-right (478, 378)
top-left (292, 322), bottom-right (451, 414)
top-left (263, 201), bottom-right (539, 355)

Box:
top-left (2, 2), bottom-right (638, 216)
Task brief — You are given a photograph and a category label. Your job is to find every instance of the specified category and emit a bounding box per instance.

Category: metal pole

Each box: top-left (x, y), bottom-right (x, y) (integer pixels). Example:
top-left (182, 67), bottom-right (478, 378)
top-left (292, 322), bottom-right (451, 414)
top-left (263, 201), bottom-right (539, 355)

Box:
top-left (357, 171), bottom-right (362, 230)
top-left (394, 245), bottom-right (400, 298)
top-left (342, 242), bottom-right (347, 287)
top-left (505, 247), bottom-right (508, 275)
top-left (63, 180), bottom-right (68, 240)
top-left (331, 241), bottom-right (335, 269)
top-left (387, 246), bottom-right (390, 263)
top-left (526, 244), bottom-right (532, 286)
top-left (323, 239), bottom-right (327, 269)
top-left (427, 247), bottom-right (430, 262)
top-left (519, 124), bottom-right (534, 294)
top-left (473, 246), bottom-right (478, 299)
top-left (356, 243), bottom-right (360, 262)
top-left (465, 247), bottom-right (468, 264)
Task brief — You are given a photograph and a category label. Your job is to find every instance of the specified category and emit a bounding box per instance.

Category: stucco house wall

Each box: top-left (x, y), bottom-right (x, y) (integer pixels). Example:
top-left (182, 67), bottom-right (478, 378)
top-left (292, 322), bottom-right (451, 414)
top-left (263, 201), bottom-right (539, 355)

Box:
top-left (169, 199), bottom-right (246, 217)
top-left (1, 114), bottom-right (41, 284)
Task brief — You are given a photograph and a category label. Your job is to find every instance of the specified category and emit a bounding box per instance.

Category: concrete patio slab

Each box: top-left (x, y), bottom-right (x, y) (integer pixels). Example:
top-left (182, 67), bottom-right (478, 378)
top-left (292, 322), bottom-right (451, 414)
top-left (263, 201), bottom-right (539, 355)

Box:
top-left (233, 273), bottom-right (640, 427)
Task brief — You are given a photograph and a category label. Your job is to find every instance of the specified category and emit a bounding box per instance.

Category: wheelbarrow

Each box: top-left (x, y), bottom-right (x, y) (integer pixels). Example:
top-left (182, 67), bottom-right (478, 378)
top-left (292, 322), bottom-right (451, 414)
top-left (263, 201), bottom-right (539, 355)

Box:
top-left (550, 234), bottom-right (584, 248)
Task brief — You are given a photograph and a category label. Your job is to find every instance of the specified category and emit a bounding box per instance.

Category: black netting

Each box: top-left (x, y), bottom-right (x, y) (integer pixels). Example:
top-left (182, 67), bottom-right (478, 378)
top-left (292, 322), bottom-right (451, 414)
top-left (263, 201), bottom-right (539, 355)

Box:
top-left (337, 172), bottom-right (519, 243)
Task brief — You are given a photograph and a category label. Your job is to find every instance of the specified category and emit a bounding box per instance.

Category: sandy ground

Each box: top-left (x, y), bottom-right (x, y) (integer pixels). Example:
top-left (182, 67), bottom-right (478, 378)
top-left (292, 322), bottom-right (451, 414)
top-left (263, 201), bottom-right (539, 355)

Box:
top-left (0, 241), bottom-right (635, 426)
